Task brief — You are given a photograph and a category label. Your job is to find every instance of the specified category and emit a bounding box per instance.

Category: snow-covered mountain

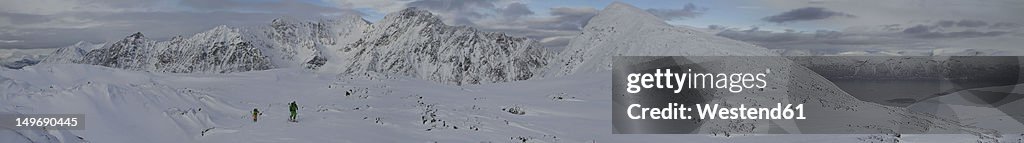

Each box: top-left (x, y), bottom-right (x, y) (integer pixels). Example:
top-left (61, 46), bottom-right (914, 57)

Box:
top-left (41, 14), bottom-right (370, 73)
top-left (242, 14), bottom-right (369, 70)
top-left (342, 8), bottom-right (552, 85)
top-left (70, 28), bottom-right (274, 73)
top-left (546, 2), bottom-right (772, 76)
top-left (41, 9), bottom-right (549, 85)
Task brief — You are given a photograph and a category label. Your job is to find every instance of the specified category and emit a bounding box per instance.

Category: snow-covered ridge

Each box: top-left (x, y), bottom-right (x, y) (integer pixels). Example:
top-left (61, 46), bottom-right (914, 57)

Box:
top-left (343, 7), bottom-right (552, 85)
top-left (40, 41), bottom-right (104, 64)
top-left (546, 2), bottom-right (773, 76)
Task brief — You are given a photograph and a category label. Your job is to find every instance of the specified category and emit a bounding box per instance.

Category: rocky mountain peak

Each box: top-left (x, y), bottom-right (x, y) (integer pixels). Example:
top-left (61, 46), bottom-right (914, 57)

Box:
top-left (380, 7), bottom-right (444, 26)
top-left (127, 32), bottom-right (145, 39)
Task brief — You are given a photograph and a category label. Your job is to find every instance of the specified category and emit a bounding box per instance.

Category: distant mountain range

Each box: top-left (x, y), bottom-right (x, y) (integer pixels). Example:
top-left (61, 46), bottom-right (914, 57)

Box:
top-left (41, 8), bottom-right (551, 85)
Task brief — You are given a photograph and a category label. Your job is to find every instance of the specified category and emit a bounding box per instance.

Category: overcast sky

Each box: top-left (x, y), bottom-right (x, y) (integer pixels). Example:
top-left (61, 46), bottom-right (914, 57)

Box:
top-left (1, 0), bottom-right (1022, 55)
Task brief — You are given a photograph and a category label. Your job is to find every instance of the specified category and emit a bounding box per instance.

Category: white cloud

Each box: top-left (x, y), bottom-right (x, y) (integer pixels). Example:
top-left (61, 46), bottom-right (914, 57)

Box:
top-left (0, 40), bottom-right (22, 43)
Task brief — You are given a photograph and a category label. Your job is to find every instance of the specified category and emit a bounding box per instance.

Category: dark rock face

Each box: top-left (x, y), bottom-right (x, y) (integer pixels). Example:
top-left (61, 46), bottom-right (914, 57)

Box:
top-left (344, 8), bottom-right (552, 85)
top-left (156, 29), bottom-right (273, 73)
top-left (75, 28), bottom-right (274, 73)
top-left (81, 32), bottom-right (152, 71)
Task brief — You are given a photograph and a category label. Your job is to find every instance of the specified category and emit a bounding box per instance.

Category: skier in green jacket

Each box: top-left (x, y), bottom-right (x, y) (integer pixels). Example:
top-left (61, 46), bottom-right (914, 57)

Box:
top-left (252, 108), bottom-right (261, 122)
top-left (289, 101), bottom-right (298, 122)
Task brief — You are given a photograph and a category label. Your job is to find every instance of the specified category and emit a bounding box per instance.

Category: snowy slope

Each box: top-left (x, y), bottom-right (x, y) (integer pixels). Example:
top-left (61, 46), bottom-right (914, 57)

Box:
top-left (908, 84), bottom-right (1024, 136)
top-left (40, 41), bottom-right (105, 64)
top-left (343, 8), bottom-right (552, 85)
top-left (546, 2), bottom-right (773, 76)
top-left (0, 64), bottom-right (1009, 143)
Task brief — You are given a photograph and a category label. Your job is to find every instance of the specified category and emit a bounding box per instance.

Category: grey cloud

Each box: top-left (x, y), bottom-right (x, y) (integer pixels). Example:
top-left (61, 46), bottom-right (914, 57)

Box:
top-left (707, 24), bottom-right (727, 30)
top-left (645, 3), bottom-right (706, 21)
top-left (714, 23), bottom-right (1022, 56)
top-left (2, 11), bottom-right (292, 49)
top-left (475, 6), bottom-right (597, 49)
top-left (902, 24), bottom-right (1011, 39)
top-left (180, 0), bottom-right (356, 15)
top-left (0, 0), bottom-right (363, 49)
top-left (717, 27), bottom-right (800, 43)
top-left (525, 7), bottom-right (597, 31)
top-left (914, 30), bottom-right (1009, 39)
top-left (500, 3), bottom-right (533, 20)
top-left (762, 7), bottom-right (854, 23)
top-left (407, 0), bottom-right (495, 12)
top-left (714, 26), bottom-right (922, 55)
top-left (881, 24), bottom-right (902, 31)
top-left (0, 12), bottom-right (50, 25)
top-left (84, 0), bottom-right (168, 8)
top-left (721, 24), bottom-right (1013, 49)
top-left (715, 27), bottom-right (875, 45)
top-left (956, 20), bottom-right (987, 27)
top-left (902, 25), bottom-right (931, 34)
top-left (407, 0), bottom-right (495, 25)
top-left (549, 7), bottom-right (597, 17)
top-left (935, 20), bottom-right (956, 27)
top-left (933, 20), bottom-right (1022, 30)
top-left (935, 20), bottom-right (989, 28)
top-left (991, 22), bottom-right (1022, 29)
